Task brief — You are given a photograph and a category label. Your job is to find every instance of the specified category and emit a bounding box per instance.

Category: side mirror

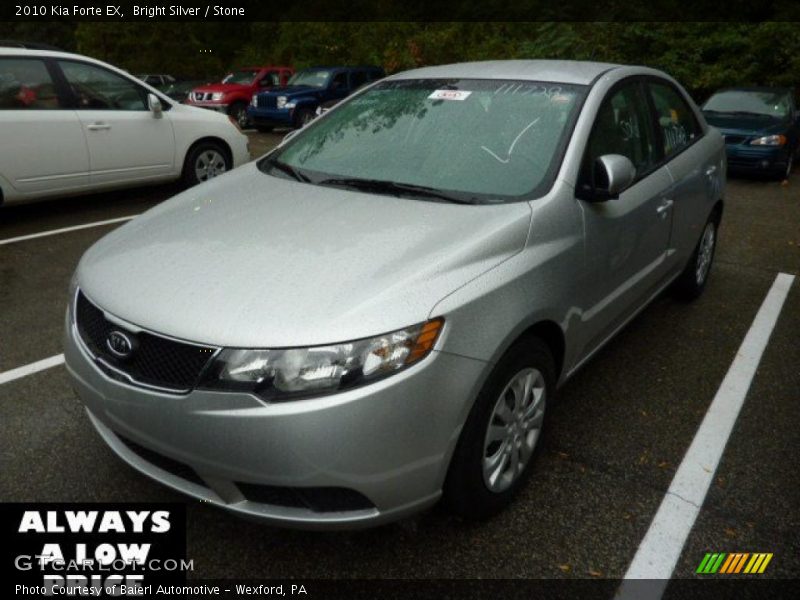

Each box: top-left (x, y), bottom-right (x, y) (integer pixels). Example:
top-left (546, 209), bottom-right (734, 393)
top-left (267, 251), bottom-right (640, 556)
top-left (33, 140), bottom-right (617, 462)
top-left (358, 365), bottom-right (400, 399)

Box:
top-left (592, 154), bottom-right (636, 200)
top-left (147, 93), bottom-right (163, 118)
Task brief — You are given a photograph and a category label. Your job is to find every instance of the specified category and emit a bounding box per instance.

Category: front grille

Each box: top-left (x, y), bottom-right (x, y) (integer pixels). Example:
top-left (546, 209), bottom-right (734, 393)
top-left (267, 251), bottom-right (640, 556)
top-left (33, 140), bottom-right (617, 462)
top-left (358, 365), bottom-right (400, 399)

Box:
top-left (237, 482), bottom-right (375, 513)
top-left (257, 95), bottom-right (277, 109)
top-left (75, 290), bottom-right (217, 392)
top-left (724, 135), bottom-right (747, 145)
top-left (118, 435), bottom-right (207, 488)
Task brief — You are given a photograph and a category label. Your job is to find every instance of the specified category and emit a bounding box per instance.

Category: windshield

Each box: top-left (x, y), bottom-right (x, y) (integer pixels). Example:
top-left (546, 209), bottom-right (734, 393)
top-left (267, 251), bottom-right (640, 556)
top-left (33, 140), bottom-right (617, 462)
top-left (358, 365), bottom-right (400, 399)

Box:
top-left (259, 79), bottom-right (585, 202)
top-left (287, 69), bottom-right (332, 88)
top-left (222, 69), bottom-right (260, 85)
top-left (703, 90), bottom-right (791, 118)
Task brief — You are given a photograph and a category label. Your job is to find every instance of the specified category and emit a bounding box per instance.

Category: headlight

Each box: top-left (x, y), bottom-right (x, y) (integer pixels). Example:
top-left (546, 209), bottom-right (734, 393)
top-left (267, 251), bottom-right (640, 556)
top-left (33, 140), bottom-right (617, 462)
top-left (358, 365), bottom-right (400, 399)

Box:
top-left (251, 94), bottom-right (258, 107)
top-left (211, 92), bottom-right (224, 102)
top-left (198, 318), bottom-right (443, 401)
top-left (749, 134), bottom-right (787, 146)
top-left (276, 96), bottom-right (288, 109)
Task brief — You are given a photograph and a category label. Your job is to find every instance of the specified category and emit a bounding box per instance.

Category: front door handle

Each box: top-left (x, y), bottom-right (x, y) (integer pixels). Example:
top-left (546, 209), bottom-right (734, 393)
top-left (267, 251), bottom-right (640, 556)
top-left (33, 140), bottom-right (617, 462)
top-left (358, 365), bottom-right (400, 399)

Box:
top-left (705, 165), bottom-right (717, 176)
top-left (656, 198), bottom-right (674, 218)
top-left (87, 122), bottom-right (111, 131)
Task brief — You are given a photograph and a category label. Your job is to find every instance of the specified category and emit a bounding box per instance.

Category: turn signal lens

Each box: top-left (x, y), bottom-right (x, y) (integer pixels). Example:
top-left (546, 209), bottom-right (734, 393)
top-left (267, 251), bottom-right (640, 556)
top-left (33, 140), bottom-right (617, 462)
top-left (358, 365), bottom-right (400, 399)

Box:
top-left (407, 318), bottom-right (444, 364)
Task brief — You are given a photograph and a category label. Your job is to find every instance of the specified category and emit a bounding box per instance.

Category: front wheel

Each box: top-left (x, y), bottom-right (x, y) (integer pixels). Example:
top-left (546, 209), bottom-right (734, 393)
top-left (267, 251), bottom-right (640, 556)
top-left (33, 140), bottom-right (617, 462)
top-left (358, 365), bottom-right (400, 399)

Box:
top-left (443, 337), bottom-right (554, 520)
top-left (182, 142), bottom-right (230, 187)
top-left (293, 107), bottom-right (314, 129)
top-left (229, 102), bottom-right (249, 129)
top-left (672, 217), bottom-right (717, 301)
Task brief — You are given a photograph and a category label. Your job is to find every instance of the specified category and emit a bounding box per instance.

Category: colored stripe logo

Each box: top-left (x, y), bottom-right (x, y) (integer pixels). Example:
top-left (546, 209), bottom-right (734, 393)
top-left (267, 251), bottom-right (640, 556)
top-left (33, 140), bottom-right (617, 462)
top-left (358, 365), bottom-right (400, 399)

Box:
top-left (696, 552), bottom-right (773, 574)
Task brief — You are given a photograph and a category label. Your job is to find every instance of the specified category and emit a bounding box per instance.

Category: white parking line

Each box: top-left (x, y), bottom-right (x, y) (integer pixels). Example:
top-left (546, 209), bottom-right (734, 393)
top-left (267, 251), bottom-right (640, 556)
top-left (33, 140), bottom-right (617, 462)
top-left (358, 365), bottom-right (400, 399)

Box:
top-left (617, 272), bottom-right (795, 599)
top-left (0, 216), bottom-right (137, 246)
top-left (0, 354), bottom-right (65, 385)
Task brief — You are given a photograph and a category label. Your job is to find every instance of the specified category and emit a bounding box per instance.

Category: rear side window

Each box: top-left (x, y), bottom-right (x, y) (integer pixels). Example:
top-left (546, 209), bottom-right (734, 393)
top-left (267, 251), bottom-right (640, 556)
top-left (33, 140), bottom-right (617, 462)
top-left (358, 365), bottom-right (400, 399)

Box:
top-left (0, 58), bottom-right (60, 109)
top-left (648, 82), bottom-right (701, 157)
top-left (58, 60), bottom-right (147, 111)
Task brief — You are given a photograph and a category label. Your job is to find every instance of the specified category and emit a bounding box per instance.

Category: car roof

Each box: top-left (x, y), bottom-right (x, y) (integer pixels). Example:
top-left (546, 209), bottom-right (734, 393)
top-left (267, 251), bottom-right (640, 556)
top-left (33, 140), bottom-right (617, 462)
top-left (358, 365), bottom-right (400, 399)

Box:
top-left (237, 66), bottom-right (292, 71)
top-left (306, 65), bottom-right (383, 71)
top-left (712, 86), bottom-right (793, 94)
top-left (388, 60), bottom-right (623, 85)
top-left (0, 40), bottom-right (63, 51)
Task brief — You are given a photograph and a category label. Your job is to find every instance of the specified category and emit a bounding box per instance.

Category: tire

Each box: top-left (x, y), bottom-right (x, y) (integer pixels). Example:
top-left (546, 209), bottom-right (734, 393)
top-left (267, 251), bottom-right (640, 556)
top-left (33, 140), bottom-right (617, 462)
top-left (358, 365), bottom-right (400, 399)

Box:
top-left (778, 152), bottom-right (793, 180)
top-left (293, 107), bottom-right (314, 129)
top-left (255, 125), bottom-right (273, 133)
top-left (443, 336), bottom-right (555, 520)
top-left (182, 141), bottom-right (230, 187)
top-left (672, 215), bottom-right (718, 301)
top-left (228, 101), bottom-right (249, 129)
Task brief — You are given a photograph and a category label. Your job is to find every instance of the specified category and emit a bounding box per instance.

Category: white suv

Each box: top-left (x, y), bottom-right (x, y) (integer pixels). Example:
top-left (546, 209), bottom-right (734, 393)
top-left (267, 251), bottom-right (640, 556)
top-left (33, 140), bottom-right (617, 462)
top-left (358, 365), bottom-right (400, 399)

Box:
top-left (0, 48), bottom-right (249, 206)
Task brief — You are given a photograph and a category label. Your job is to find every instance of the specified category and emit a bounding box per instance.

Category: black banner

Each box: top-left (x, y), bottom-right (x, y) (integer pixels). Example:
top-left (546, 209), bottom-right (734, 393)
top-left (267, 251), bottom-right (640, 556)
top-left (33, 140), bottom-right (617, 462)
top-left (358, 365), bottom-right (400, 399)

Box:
top-left (2, 0), bottom-right (800, 22)
top-left (2, 503), bottom-right (187, 595)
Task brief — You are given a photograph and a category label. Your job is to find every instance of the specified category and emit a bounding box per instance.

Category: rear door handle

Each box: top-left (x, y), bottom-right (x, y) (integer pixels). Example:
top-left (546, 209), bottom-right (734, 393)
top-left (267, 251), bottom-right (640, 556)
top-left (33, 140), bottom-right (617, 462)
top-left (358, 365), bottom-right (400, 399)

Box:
top-left (87, 122), bottom-right (111, 131)
top-left (656, 198), bottom-right (674, 218)
top-left (705, 165), bottom-right (717, 176)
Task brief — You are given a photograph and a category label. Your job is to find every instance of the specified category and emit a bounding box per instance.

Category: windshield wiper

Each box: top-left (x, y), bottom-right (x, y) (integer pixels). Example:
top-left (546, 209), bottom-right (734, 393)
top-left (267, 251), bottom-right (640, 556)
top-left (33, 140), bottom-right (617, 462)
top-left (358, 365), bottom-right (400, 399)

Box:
top-left (317, 177), bottom-right (474, 204)
top-left (267, 158), bottom-right (310, 182)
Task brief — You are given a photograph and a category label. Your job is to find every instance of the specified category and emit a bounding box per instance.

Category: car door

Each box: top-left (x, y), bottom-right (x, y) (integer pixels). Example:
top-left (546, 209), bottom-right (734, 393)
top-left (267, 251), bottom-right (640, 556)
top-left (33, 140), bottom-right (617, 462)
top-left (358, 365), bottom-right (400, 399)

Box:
top-left (0, 56), bottom-right (89, 198)
top-left (646, 79), bottom-right (720, 271)
top-left (56, 59), bottom-right (176, 187)
top-left (577, 79), bottom-right (675, 354)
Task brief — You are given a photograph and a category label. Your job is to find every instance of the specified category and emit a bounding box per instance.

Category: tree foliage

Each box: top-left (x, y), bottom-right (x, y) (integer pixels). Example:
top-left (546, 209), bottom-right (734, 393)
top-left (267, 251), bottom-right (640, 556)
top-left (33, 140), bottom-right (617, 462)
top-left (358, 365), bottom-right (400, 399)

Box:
top-left (2, 21), bottom-right (798, 99)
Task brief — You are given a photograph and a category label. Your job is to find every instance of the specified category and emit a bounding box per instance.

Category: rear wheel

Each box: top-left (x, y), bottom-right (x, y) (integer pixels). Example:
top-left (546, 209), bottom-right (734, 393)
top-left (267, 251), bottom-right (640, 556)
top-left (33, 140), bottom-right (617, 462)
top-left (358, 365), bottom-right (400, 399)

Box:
top-left (443, 336), bottom-right (554, 520)
top-left (182, 141), bottom-right (230, 187)
top-left (672, 216), bottom-right (717, 301)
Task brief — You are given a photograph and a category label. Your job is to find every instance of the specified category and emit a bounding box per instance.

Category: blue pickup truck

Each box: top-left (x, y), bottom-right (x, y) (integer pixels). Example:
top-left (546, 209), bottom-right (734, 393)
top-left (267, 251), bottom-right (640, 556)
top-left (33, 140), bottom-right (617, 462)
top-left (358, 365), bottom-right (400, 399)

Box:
top-left (247, 65), bottom-right (384, 131)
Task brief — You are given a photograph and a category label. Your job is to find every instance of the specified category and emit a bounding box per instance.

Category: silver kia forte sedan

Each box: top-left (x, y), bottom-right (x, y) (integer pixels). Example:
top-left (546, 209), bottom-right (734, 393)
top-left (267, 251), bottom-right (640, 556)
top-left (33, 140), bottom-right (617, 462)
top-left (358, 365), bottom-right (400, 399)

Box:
top-left (65, 60), bottom-right (725, 529)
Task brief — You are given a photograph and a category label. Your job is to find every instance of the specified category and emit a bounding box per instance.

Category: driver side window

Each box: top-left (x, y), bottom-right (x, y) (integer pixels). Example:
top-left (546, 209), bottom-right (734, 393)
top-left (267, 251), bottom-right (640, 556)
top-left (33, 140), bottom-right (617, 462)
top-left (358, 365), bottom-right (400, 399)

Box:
top-left (581, 81), bottom-right (658, 194)
top-left (58, 60), bottom-right (147, 111)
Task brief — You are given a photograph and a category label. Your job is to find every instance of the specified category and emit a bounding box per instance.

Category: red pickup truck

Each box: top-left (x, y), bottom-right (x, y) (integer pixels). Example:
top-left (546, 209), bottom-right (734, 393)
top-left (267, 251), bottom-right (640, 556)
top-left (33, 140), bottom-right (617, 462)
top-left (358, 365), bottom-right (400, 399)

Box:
top-left (187, 66), bottom-right (294, 128)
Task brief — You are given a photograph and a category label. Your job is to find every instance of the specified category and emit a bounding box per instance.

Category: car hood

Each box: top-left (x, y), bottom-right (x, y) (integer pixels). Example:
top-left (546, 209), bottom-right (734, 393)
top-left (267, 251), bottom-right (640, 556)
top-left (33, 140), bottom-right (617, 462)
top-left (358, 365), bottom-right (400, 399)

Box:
top-left (259, 85), bottom-right (317, 97)
top-left (703, 113), bottom-right (790, 136)
top-left (77, 163), bottom-right (532, 348)
top-left (193, 82), bottom-right (251, 94)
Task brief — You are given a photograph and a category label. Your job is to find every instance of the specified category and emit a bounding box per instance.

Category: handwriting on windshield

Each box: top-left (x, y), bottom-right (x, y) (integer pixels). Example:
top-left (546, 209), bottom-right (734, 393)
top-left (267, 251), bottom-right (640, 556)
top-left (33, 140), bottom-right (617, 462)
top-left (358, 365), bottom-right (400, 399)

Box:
top-left (481, 118), bottom-right (540, 164)
top-left (493, 83), bottom-right (563, 97)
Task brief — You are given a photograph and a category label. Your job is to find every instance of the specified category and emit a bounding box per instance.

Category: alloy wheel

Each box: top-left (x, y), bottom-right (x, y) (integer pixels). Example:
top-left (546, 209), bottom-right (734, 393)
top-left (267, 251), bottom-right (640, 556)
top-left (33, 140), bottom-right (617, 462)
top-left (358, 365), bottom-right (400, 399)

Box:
top-left (194, 150), bottom-right (227, 182)
top-left (695, 221), bottom-right (715, 286)
top-left (482, 367), bottom-right (546, 493)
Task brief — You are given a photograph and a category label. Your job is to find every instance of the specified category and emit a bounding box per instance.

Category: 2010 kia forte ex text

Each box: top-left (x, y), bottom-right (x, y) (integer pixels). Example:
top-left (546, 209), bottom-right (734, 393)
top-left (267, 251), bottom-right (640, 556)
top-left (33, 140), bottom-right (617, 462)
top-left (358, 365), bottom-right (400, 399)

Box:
top-left (64, 60), bottom-right (725, 529)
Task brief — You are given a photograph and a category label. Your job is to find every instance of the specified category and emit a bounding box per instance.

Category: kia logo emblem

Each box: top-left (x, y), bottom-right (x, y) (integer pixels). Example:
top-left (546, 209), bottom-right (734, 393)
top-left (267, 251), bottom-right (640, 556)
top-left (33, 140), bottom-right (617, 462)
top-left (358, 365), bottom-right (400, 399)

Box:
top-left (106, 330), bottom-right (135, 359)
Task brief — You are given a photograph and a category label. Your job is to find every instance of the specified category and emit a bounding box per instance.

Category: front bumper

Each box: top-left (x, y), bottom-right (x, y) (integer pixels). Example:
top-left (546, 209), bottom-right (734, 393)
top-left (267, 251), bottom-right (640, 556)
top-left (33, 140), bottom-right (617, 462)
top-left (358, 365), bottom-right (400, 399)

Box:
top-left (186, 101), bottom-right (229, 112)
top-left (247, 106), bottom-right (294, 127)
top-left (724, 143), bottom-right (790, 175)
top-left (64, 311), bottom-right (486, 529)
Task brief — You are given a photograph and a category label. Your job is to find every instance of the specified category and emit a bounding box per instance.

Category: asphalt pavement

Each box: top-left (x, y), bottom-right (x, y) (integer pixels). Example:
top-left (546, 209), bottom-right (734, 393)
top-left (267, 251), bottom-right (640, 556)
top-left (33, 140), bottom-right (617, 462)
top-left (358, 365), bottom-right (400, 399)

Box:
top-left (0, 132), bottom-right (797, 583)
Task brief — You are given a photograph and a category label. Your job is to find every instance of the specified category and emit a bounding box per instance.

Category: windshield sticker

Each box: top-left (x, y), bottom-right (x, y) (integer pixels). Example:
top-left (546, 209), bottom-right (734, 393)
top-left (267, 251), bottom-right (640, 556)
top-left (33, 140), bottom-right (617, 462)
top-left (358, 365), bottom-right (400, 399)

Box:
top-left (429, 89), bottom-right (472, 101)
